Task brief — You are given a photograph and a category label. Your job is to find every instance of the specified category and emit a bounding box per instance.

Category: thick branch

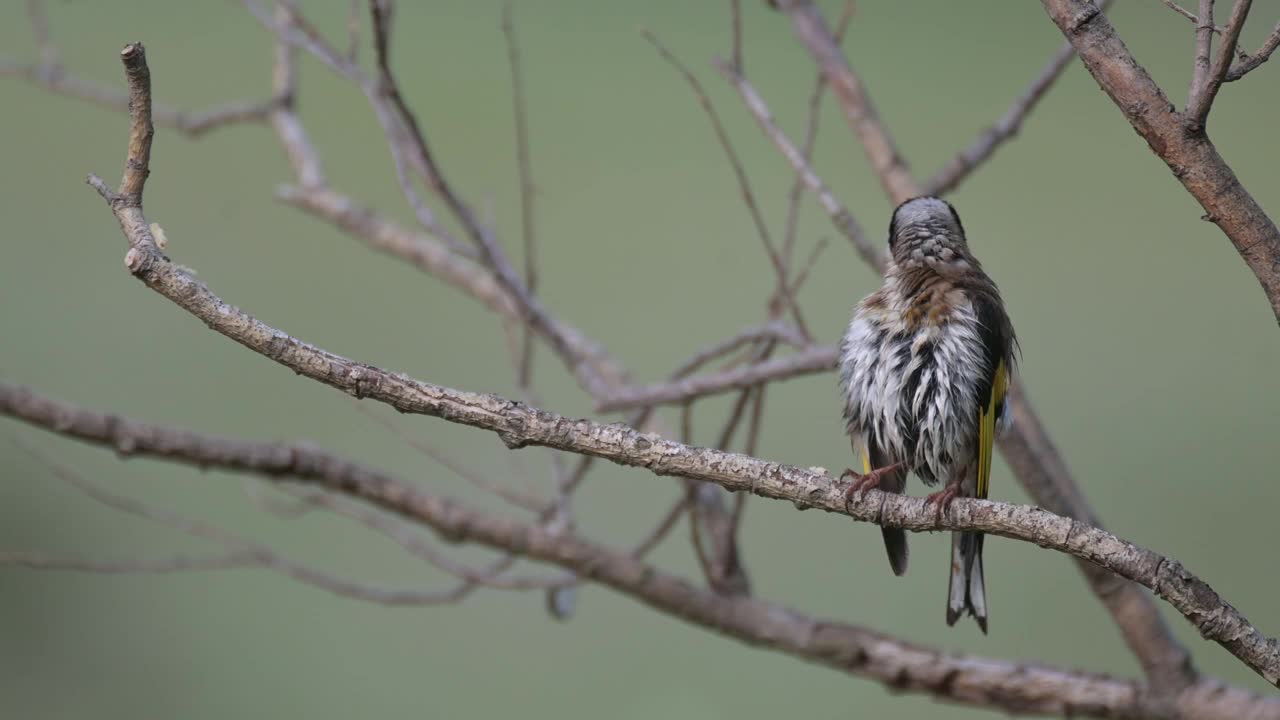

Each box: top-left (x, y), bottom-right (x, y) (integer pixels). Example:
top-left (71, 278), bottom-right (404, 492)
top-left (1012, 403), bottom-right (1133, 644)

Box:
top-left (1039, 2), bottom-right (1280, 317)
top-left (50, 168), bottom-right (1280, 686)
top-left (764, 2), bottom-right (1204, 692)
top-left (3, 382), bottom-right (1278, 718)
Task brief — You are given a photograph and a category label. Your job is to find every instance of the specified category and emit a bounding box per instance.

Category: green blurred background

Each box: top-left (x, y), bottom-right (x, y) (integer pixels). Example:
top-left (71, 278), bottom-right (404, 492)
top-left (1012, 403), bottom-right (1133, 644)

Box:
top-left (3, 1), bottom-right (1278, 717)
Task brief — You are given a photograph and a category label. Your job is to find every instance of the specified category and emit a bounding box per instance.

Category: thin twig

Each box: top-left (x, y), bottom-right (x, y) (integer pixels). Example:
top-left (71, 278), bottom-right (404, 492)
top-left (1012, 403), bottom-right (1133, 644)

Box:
top-left (354, 403), bottom-right (550, 513)
top-left (0, 60), bottom-right (283, 138)
top-left (1188, 0), bottom-right (1216, 116)
top-left (0, 549), bottom-right (260, 574)
top-left (12, 389), bottom-right (1270, 714)
top-left (780, 0), bottom-right (855, 268)
top-left (1226, 19), bottom-right (1280, 80)
top-left (601, 344), bottom-right (837, 412)
top-left (11, 372), bottom-right (1280, 685)
top-left (730, 0), bottom-right (744, 73)
top-left (641, 28), bottom-right (810, 340)
top-left (774, 0), bottom-right (915, 203)
top-left (11, 437), bottom-right (485, 606)
top-left (1162, 0), bottom-right (1252, 60)
top-left (503, 3), bottom-right (539, 389)
top-left (1188, 0), bottom-right (1253, 127)
top-left (25, 0), bottom-right (58, 69)
top-left (346, 0), bottom-right (362, 62)
top-left (715, 60), bottom-right (881, 271)
top-left (787, 236), bottom-right (830, 297)
top-left (924, 0), bottom-right (1117, 196)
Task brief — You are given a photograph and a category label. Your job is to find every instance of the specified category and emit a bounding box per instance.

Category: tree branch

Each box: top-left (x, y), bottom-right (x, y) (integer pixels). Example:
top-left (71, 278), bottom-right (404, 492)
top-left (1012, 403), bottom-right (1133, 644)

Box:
top-left (923, 0), bottom-right (1116, 197)
top-left (598, 344), bottom-right (837, 412)
top-left (1187, 0), bottom-right (1253, 126)
top-left (714, 60), bottom-right (881, 271)
top-left (0, 59), bottom-right (283, 136)
top-left (1226, 20), bottom-right (1280, 80)
top-left (760, 2), bottom-right (1213, 694)
top-left (4, 381), bottom-right (1278, 717)
top-left (1039, 1), bottom-right (1280, 316)
top-left (1188, 0), bottom-right (1216, 116)
top-left (65, 142), bottom-right (1280, 684)
top-left (773, 0), bottom-right (916, 204)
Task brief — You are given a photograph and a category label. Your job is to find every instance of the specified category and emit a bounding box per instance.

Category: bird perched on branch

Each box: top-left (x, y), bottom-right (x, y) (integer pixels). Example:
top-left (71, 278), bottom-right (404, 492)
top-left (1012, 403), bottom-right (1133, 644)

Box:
top-left (838, 197), bottom-right (1016, 633)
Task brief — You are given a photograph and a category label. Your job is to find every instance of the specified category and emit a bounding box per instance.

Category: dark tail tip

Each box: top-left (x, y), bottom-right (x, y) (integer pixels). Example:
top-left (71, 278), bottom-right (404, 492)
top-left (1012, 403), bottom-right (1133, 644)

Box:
top-left (881, 527), bottom-right (909, 576)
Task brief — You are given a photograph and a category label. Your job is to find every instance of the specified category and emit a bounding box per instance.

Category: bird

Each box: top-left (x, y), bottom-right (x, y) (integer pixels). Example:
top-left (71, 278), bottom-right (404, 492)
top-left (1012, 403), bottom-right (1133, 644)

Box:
top-left (837, 196), bottom-right (1016, 633)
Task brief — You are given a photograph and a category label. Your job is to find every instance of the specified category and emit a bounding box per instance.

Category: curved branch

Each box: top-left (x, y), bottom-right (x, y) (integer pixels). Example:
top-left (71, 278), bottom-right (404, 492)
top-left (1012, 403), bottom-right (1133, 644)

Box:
top-left (1040, 0), bottom-right (1280, 325)
top-left (93, 39), bottom-right (1275, 687)
top-left (759, 2), bottom-right (1199, 694)
top-left (3, 382), bottom-right (1277, 719)
top-left (55, 163), bottom-right (1280, 685)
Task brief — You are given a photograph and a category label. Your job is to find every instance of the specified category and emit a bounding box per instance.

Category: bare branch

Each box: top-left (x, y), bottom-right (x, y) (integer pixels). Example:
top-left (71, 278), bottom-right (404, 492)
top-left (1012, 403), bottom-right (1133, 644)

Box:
top-left (1162, 0), bottom-right (1259, 69)
top-left (502, 3), bottom-right (539, 389)
top-left (0, 549), bottom-right (260, 574)
top-left (601, 344), bottom-right (834, 412)
top-left (3, 1), bottom-right (282, 145)
top-left (11, 436), bottom-right (490, 606)
top-left (266, 3), bottom-right (326, 189)
top-left (924, 0), bottom-right (1117, 196)
top-left (780, 0), bottom-right (855, 268)
top-left (1188, 0), bottom-right (1253, 127)
top-left (14, 7), bottom-right (1277, 712)
top-left (69, 127), bottom-right (1280, 680)
top-left (6, 379), bottom-right (1280, 698)
top-left (361, 5), bottom-right (614, 399)
top-left (1042, 0), bottom-right (1280, 312)
top-left (0, 62), bottom-right (282, 139)
top-left (345, 0), bottom-right (362, 62)
top-left (773, 0), bottom-right (915, 203)
top-left (729, 0), bottom-right (744, 73)
top-left (25, 0), bottom-right (58, 69)
top-left (642, 29), bottom-right (810, 339)
top-left (354, 403), bottom-right (550, 513)
top-left (1226, 20), bottom-right (1280, 80)
top-left (763, 2), bottom-right (1201, 692)
top-left (714, 61), bottom-right (880, 270)
top-left (1188, 0), bottom-right (1216, 115)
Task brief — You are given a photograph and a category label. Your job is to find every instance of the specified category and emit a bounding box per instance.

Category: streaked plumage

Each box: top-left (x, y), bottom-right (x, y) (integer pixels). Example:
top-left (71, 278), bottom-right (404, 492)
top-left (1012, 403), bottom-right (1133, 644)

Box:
top-left (838, 197), bottom-right (1016, 633)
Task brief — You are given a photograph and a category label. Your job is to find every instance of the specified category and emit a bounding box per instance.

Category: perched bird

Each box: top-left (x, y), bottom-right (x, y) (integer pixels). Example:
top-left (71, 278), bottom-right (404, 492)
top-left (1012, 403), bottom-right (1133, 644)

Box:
top-left (837, 197), bottom-right (1016, 633)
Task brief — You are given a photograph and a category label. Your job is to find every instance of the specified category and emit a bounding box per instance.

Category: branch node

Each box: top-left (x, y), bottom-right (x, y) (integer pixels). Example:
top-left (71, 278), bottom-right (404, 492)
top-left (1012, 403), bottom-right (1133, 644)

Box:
top-left (1067, 3), bottom-right (1101, 34)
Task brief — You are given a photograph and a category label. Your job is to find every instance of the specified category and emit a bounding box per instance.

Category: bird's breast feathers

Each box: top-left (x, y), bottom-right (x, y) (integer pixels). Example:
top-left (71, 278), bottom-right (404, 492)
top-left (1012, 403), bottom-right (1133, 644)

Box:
top-left (839, 281), bottom-right (988, 485)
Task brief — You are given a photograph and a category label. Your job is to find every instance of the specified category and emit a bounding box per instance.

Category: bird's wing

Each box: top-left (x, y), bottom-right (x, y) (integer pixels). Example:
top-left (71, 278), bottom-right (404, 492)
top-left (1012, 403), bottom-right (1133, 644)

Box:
top-left (973, 295), bottom-right (1013, 501)
top-left (976, 358), bottom-right (1007, 500)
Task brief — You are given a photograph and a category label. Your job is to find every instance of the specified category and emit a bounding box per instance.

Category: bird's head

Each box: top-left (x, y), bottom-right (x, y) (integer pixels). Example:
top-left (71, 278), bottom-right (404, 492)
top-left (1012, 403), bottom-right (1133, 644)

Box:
top-left (887, 197), bottom-right (975, 273)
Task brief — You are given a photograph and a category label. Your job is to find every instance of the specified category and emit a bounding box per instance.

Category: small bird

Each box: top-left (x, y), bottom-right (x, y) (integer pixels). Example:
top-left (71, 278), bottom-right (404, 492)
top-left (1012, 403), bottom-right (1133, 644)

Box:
top-left (838, 197), bottom-right (1016, 633)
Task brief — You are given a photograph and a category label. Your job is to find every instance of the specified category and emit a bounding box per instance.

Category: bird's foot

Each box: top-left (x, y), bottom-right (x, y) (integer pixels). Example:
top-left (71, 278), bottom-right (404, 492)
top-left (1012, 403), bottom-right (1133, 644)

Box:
top-left (924, 481), bottom-right (962, 522)
top-left (840, 462), bottom-right (904, 511)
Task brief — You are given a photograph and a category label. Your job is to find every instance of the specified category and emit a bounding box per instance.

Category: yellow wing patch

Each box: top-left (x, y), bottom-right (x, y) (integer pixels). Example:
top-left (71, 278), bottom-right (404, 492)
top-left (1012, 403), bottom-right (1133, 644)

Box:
top-left (976, 359), bottom-right (1008, 500)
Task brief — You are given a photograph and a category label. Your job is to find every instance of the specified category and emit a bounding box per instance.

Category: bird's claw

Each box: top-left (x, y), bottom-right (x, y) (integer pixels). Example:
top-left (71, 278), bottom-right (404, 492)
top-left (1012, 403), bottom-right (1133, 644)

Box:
top-left (924, 483), bottom-right (961, 522)
top-left (840, 463), bottom-right (902, 512)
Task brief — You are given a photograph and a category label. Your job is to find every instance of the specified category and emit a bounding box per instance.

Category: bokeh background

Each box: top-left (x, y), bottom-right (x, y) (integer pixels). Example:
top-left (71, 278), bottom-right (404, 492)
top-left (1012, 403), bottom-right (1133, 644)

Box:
top-left (3, 1), bottom-right (1279, 717)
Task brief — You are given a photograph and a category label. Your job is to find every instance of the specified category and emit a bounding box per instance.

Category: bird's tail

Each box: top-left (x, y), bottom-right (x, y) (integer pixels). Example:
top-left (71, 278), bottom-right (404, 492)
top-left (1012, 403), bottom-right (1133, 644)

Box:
top-left (861, 441), bottom-right (908, 576)
top-left (946, 530), bottom-right (988, 633)
top-left (881, 525), bottom-right (909, 577)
